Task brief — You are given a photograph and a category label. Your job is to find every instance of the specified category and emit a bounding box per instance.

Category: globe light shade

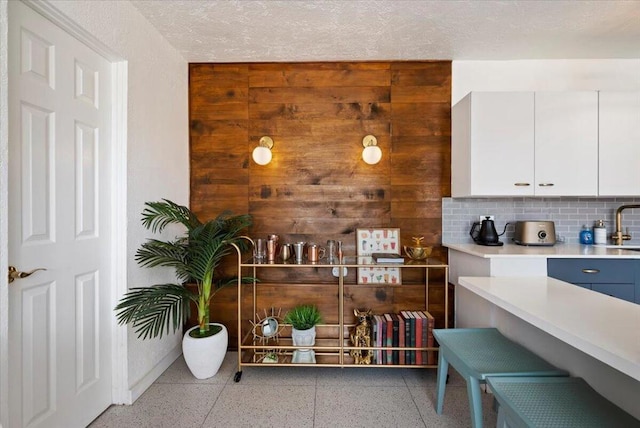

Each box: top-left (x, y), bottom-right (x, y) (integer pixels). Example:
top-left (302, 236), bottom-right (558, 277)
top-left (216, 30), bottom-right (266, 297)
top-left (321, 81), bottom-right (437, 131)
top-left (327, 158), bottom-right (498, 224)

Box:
top-left (252, 146), bottom-right (272, 165)
top-left (362, 145), bottom-right (382, 165)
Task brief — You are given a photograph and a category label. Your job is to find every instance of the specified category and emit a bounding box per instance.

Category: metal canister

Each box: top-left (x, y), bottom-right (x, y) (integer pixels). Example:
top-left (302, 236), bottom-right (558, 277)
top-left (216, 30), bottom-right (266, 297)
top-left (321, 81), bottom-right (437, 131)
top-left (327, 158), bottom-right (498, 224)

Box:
top-left (280, 243), bottom-right (293, 261)
top-left (307, 243), bottom-right (326, 262)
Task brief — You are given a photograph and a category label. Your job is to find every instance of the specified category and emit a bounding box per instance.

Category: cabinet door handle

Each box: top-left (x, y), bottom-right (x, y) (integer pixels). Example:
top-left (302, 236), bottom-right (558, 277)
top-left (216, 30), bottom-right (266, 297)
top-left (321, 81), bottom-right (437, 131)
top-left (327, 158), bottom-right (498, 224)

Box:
top-left (582, 269), bottom-right (600, 274)
top-left (514, 183), bottom-right (531, 187)
top-left (538, 183), bottom-right (555, 187)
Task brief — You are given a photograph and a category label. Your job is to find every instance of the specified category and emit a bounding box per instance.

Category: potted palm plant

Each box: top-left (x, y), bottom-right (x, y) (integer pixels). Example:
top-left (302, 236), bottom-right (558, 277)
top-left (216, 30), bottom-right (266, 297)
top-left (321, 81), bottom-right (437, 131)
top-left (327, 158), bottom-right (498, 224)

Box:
top-left (284, 305), bottom-right (322, 363)
top-left (115, 199), bottom-right (252, 379)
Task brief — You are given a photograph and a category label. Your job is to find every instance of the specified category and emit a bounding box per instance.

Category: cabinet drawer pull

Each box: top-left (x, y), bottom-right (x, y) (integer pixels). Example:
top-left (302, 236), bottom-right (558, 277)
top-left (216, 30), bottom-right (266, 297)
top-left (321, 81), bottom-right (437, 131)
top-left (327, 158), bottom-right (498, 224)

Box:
top-left (514, 183), bottom-right (530, 187)
top-left (582, 268), bottom-right (600, 274)
top-left (538, 183), bottom-right (555, 187)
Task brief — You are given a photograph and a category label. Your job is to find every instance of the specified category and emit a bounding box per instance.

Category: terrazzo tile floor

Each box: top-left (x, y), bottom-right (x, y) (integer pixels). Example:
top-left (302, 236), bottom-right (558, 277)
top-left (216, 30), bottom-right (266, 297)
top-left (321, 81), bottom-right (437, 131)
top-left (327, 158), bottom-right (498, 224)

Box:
top-left (90, 352), bottom-right (498, 428)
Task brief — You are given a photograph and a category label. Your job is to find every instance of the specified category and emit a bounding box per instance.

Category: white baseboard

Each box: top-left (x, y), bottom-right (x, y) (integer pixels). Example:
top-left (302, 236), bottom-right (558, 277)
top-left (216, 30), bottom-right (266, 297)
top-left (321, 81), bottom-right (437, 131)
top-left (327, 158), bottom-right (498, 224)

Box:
top-left (127, 344), bottom-right (182, 404)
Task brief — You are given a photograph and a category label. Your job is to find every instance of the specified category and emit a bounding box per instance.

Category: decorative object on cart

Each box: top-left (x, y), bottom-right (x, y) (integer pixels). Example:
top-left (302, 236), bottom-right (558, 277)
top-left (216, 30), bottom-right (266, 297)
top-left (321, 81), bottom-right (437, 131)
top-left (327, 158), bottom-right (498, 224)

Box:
top-left (326, 240), bottom-right (337, 263)
top-left (293, 241), bottom-right (306, 263)
top-left (350, 308), bottom-right (373, 365)
top-left (259, 350), bottom-right (287, 364)
top-left (249, 308), bottom-right (290, 364)
top-left (279, 243), bottom-right (293, 261)
top-left (284, 304), bottom-right (322, 363)
top-left (266, 238), bottom-right (277, 261)
top-left (250, 307), bottom-right (285, 345)
top-left (114, 199), bottom-right (253, 379)
top-left (469, 216), bottom-right (508, 246)
top-left (307, 243), bottom-right (326, 262)
top-left (403, 236), bottom-right (433, 261)
top-left (254, 238), bottom-right (267, 261)
top-left (356, 228), bottom-right (402, 284)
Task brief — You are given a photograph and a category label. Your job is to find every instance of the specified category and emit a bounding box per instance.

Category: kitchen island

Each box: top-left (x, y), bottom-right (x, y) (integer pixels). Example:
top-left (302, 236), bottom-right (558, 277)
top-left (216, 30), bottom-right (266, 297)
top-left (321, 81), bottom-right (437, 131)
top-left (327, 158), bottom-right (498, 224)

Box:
top-left (457, 276), bottom-right (640, 420)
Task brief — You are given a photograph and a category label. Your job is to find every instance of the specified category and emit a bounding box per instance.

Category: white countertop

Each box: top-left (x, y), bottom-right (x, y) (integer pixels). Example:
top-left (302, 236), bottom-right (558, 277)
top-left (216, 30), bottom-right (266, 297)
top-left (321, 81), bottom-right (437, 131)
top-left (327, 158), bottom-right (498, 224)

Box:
top-left (458, 276), bottom-right (640, 381)
top-left (445, 243), bottom-right (640, 259)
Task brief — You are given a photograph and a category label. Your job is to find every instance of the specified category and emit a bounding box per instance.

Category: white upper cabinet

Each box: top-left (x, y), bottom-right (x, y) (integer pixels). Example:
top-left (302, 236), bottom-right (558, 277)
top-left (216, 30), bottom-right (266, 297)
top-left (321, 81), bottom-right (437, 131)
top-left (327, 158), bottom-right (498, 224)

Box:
top-left (534, 91), bottom-right (598, 196)
top-left (452, 92), bottom-right (534, 197)
top-left (599, 91), bottom-right (640, 196)
top-left (452, 91), bottom-right (599, 197)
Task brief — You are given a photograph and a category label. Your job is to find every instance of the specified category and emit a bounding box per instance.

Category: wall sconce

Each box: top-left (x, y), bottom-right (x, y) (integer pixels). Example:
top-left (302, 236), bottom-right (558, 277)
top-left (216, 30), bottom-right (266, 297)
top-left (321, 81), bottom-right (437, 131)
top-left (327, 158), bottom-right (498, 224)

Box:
top-left (362, 135), bottom-right (382, 165)
top-left (252, 136), bottom-right (274, 165)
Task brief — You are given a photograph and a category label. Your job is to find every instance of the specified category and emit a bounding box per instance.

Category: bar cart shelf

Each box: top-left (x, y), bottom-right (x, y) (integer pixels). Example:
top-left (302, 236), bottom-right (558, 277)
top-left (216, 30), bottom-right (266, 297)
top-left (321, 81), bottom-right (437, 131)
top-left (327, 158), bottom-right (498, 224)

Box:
top-left (230, 239), bottom-right (449, 382)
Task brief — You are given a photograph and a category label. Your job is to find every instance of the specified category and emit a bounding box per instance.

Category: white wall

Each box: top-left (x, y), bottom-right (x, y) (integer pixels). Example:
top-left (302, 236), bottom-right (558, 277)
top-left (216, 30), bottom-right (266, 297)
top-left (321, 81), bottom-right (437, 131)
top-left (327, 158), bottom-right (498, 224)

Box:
top-left (452, 59), bottom-right (640, 104)
top-left (0, 0), bottom-right (189, 410)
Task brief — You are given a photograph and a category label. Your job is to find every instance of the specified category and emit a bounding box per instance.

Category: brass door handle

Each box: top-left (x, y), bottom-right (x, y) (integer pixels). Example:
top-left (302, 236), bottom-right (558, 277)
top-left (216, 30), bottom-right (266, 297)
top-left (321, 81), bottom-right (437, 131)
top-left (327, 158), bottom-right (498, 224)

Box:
top-left (538, 183), bottom-right (555, 187)
top-left (8, 266), bottom-right (46, 283)
top-left (514, 183), bottom-right (531, 186)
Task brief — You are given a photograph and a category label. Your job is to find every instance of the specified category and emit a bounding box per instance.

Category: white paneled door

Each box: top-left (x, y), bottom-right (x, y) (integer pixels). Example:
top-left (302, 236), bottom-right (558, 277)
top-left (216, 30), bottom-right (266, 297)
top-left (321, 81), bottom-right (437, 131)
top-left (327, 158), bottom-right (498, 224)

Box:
top-left (8, 2), bottom-right (113, 427)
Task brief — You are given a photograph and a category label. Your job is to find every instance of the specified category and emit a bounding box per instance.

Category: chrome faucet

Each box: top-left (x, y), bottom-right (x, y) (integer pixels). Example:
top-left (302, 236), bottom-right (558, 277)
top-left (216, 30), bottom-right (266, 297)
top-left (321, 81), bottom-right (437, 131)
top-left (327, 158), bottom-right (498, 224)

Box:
top-left (611, 204), bottom-right (640, 245)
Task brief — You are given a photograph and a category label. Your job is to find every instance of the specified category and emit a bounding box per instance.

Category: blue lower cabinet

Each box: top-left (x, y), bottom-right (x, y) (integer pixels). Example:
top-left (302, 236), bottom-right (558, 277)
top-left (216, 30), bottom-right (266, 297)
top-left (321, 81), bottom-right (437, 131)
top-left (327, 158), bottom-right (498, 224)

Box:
top-left (547, 259), bottom-right (637, 304)
top-left (591, 283), bottom-right (635, 302)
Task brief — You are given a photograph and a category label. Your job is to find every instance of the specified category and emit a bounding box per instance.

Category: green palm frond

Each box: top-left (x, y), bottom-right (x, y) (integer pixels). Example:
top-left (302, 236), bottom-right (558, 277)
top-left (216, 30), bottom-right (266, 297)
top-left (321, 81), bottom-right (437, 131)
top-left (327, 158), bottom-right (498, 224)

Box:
top-left (115, 284), bottom-right (197, 339)
top-left (141, 199), bottom-right (202, 233)
top-left (116, 199), bottom-right (253, 339)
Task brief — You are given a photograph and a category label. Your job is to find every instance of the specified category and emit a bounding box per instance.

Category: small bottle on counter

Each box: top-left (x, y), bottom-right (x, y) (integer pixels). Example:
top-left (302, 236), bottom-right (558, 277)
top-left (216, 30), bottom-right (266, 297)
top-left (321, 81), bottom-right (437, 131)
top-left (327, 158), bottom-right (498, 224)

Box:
top-left (593, 220), bottom-right (607, 245)
top-left (579, 225), bottom-right (594, 245)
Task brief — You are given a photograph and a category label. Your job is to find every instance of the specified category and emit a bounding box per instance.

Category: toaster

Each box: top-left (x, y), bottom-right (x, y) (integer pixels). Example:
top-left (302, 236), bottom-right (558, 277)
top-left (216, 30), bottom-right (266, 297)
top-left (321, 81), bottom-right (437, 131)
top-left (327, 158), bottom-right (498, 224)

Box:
top-left (513, 221), bottom-right (556, 246)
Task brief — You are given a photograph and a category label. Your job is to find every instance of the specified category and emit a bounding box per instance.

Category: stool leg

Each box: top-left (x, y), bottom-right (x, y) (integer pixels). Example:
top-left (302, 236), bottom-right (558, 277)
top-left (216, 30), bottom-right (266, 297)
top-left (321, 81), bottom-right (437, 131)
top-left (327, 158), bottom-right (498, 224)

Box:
top-left (435, 350), bottom-right (449, 414)
top-left (496, 405), bottom-right (507, 428)
top-left (466, 376), bottom-right (484, 428)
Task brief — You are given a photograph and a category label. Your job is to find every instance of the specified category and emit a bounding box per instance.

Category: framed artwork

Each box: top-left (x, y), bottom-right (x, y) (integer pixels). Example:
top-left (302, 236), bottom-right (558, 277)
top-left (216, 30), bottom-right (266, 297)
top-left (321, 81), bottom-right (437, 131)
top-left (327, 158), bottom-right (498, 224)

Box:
top-left (356, 228), bottom-right (401, 285)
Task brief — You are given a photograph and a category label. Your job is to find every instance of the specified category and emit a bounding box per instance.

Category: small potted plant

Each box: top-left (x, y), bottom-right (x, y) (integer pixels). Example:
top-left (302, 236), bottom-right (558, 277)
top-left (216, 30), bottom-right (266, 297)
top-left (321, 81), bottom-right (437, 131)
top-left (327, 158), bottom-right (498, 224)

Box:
top-left (284, 304), bottom-right (322, 353)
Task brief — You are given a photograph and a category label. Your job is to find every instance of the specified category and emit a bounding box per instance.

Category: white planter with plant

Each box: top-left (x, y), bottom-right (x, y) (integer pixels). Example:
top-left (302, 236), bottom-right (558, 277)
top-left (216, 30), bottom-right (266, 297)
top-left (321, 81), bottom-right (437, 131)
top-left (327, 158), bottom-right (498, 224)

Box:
top-left (284, 305), bottom-right (322, 361)
top-left (115, 199), bottom-right (252, 379)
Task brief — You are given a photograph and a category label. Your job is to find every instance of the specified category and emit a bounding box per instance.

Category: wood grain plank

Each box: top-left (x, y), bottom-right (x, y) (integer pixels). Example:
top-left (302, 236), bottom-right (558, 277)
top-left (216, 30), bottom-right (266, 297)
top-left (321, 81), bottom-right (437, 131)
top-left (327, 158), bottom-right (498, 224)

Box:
top-left (248, 185), bottom-right (391, 202)
top-left (249, 102), bottom-right (391, 120)
top-left (391, 62), bottom-right (452, 86)
top-left (391, 85), bottom-right (451, 104)
top-left (250, 87), bottom-right (391, 104)
top-left (250, 69), bottom-right (391, 88)
top-left (249, 62), bottom-right (390, 72)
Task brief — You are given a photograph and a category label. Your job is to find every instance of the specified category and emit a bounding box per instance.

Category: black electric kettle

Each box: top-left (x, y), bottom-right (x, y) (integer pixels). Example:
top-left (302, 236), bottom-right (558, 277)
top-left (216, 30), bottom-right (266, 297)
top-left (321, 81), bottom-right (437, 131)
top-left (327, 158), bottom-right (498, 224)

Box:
top-left (470, 217), bottom-right (508, 246)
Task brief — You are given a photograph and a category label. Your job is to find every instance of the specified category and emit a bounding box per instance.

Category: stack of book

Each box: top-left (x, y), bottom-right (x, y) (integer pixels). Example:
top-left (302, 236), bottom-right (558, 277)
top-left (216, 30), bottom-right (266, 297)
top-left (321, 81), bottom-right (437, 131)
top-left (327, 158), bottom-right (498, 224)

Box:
top-left (371, 253), bottom-right (405, 263)
top-left (369, 311), bottom-right (436, 365)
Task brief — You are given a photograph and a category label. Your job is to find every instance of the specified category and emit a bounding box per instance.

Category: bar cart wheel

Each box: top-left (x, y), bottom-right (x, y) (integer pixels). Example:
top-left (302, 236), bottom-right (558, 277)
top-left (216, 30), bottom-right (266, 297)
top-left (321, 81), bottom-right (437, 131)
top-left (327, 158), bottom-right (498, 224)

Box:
top-left (234, 371), bottom-right (242, 382)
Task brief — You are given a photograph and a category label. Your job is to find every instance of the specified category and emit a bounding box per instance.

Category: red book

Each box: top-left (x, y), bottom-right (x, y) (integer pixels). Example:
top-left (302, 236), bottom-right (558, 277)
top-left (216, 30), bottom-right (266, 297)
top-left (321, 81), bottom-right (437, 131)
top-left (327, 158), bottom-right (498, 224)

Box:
top-left (384, 313), bottom-right (393, 365)
top-left (412, 311), bottom-right (423, 365)
top-left (423, 311), bottom-right (436, 365)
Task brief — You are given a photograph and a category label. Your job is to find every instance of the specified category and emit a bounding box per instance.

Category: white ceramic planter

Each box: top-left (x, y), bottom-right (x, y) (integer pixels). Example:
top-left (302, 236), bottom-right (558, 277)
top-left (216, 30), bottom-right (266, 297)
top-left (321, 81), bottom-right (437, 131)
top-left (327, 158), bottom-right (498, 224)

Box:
top-left (182, 323), bottom-right (228, 379)
top-left (291, 326), bottom-right (316, 351)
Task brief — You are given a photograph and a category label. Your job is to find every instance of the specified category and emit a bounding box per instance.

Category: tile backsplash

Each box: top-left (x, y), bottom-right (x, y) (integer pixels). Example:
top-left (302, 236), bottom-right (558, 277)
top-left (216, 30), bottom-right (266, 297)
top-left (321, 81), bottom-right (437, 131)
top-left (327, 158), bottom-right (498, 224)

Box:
top-left (442, 197), bottom-right (640, 245)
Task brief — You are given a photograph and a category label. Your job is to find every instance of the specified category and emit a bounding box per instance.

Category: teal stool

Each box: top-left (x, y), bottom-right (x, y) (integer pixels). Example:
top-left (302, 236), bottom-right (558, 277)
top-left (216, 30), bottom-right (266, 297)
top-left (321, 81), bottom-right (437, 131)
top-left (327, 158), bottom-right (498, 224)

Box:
top-left (486, 376), bottom-right (640, 427)
top-left (433, 328), bottom-right (568, 428)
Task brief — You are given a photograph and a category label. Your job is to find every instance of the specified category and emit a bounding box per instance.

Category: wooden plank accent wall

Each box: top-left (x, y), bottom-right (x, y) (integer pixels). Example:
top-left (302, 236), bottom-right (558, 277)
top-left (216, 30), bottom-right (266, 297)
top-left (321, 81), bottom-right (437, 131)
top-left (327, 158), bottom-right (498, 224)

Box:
top-left (189, 62), bottom-right (451, 348)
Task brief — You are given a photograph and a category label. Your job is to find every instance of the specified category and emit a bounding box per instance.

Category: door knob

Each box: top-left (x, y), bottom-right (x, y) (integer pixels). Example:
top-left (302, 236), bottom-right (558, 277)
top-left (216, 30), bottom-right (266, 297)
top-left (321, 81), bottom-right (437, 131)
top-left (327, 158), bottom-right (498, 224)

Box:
top-left (8, 266), bottom-right (46, 283)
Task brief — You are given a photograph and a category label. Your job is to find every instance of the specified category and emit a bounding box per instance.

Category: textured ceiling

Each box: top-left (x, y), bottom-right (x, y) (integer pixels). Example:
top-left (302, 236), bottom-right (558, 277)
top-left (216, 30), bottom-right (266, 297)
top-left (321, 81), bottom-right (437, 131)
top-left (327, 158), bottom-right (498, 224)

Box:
top-left (130, 0), bottom-right (640, 62)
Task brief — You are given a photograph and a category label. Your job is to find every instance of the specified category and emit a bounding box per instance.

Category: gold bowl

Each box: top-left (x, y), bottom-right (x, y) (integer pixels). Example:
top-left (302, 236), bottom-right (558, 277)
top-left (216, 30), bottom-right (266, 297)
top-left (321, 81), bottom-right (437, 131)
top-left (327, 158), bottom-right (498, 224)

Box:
top-left (403, 236), bottom-right (432, 260)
